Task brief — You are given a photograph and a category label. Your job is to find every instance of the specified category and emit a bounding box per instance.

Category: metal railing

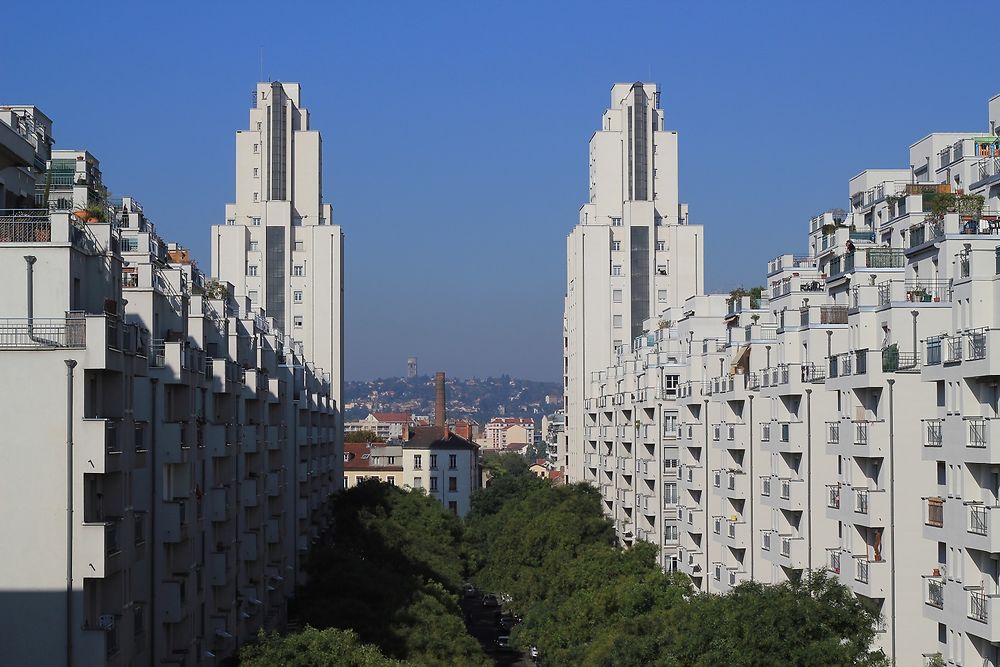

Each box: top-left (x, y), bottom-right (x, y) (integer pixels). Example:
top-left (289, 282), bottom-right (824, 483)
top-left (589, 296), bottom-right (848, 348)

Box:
top-left (0, 209), bottom-right (51, 242)
top-left (925, 420), bottom-right (943, 447)
top-left (854, 421), bottom-right (869, 447)
top-left (967, 328), bottom-right (988, 360)
top-left (970, 505), bottom-right (988, 536)
top-left (970, 590), bottom-right (989, 623)
top-left (856, 558), bottom-right (870, 584)
top-left (0, 315), bottom-right (86, 348)
top-left (826, 421), bottom-right (840, 444)
top-left (855, 489), bottom-right (869, 515)
top-left (828, 485), bottom-right (840, 509)
top-left (927, 579), bottom-right (944, 608)
top-left (969, 418), bottom-right (988, 448)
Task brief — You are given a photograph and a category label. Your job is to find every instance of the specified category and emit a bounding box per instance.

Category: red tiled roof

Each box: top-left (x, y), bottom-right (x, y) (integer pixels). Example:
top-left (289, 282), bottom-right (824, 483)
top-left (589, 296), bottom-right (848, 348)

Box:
top-left (548, 470), bottom-right (563, 479)
top-left (504, 442), bottom-right (530, 451)
top-left (372, 412), bottom-right (412, 423)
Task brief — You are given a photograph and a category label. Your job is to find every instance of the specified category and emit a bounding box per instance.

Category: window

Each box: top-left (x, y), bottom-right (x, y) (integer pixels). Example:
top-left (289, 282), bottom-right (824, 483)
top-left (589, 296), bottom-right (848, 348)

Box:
top-left (448, 477), bottom-right (457, 492)
top-left (665, 525), bottom-right (678, 541)
top-left (387, 476), bottom-right (395, 486)
top-left (253, 167), bottom-right (259, 178)
top-left (657, 263), bottom-right (668, 275)
top-left (414, 455), bottom-right (422, 470)
top-left (612, 240), bottom-right (621, 251)
top-left (249, 241), bottom-right (258, 251)
top-left (253, 143), bottom-right (259, 153)
top-left (612, 264), bottom-right (622, 276)
top-left (613, 289), bottom-right (623, 303)
top-left (251, 217), bottom-right (261, 226)
top-left (656, 241), bottom-right (665, 251)
top-left (248, 290), bottom-right (258, 303)
top-left (247, 265), bottom-right (258, 277)
top-left (226, 218), bottom-right (235, 226)
top-left (343, 476), bottom-right (348, 487)
top-left (122, 237), bottom-right (139, 252)
top-left (663, 413), bottom-right (678, 435)
top-left (611, 217), bottom-right (622, 226)
top-left (448, 501), bottom-right (458, 515)
top-left (294, 241), bottom-right (304, 251)
top-left (657, 289), bottom-right (668, 302)
top-left (413, 477), bottom-right (422, 488)
top-left (253, 192), bottom-right (259, 202)
top-left (293, 265), bottom-right (304, 277)
top-left (663, 375), bottom-right (679, 395)
top-left (449, 454), bottom-right (457, 469)
top-left (293, 316), bottom-right (303, 328)
top-left (294, 290), bottom-right (303, 303)
top-left (430, 454), bottom-right (438, 470)
top-left (663, 482), bottom-right (678, 504)
top-left (613, 315), bottom-right (623, 329)
top-left (430, 477), bottom-right (438, 491)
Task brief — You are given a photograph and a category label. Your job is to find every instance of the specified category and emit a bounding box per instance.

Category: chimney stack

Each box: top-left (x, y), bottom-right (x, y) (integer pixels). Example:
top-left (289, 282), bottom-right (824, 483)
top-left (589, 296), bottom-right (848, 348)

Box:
top-left (434, 371), bottom-right (447, 434)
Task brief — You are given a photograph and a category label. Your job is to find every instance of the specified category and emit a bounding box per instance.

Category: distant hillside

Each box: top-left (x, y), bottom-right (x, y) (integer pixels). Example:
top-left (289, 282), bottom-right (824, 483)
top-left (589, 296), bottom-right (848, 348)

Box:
top-left (344, 375), bottom-right (562, 425)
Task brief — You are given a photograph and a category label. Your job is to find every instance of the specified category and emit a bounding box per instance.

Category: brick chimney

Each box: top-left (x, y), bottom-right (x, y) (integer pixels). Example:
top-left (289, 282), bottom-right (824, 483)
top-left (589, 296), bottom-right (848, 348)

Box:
top-left (434, 371), bottom-right (447, 437)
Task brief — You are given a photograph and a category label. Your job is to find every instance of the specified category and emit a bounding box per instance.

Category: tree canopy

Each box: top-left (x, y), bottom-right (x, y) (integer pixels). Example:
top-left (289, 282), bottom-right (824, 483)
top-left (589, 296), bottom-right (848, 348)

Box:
top-left (465, 468), bottom-right (888, 667)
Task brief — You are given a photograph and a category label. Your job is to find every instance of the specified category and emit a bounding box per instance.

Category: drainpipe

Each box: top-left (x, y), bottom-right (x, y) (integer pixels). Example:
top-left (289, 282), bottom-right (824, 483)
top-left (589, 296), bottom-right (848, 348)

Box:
top-left (911, 310), bottom-right (919, 359)
top-left (806, 388), bottom-right (813, 573)
top-left (149, 378), bottom-right (158, 667)
top-left (887, 379), bottom-right (896, 663)
top-left (64, 359), bottom-right (77, 667)
top-left (25, 256), bottom-right (38, 341)
top-left (703, 398), bottom-right (710, 587)
top-left (748, 394), bottom-right (754, 578)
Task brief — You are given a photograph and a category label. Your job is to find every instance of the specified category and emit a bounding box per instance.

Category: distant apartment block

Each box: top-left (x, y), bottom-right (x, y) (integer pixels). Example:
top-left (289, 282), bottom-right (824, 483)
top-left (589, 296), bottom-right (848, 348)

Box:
top-left (345, 412), bottom-right (413, 440)
top-left (484, 417), bottom-right (536, 450)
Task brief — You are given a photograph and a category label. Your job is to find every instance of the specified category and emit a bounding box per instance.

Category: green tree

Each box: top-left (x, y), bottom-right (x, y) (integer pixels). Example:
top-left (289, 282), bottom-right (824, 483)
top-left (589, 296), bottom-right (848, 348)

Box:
top-left (240, 627), bottom-right (405, 666)
top-left (345, 430), bottom-right (383, 443)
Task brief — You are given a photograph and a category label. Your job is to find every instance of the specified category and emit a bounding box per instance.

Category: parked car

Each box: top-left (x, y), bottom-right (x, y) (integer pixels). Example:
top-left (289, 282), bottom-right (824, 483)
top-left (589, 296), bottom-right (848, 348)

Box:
top-left (462, 583), bottom-right (477, 598)
top-left (496, 635), bottom-right (512, 651)
top-left (498, 614), bottom-right (517, 631)
top-left (482, 593), bottom-right (499, 608)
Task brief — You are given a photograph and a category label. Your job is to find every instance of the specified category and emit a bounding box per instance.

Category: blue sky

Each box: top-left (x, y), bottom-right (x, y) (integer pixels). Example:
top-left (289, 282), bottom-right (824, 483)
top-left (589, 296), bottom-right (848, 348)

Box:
top-left (4, 1), bottom-right (997, 381)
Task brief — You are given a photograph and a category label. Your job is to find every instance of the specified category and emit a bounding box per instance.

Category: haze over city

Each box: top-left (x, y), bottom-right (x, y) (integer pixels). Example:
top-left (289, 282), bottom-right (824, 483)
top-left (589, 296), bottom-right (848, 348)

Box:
top-left (4, 0), bottom-right (998, 381)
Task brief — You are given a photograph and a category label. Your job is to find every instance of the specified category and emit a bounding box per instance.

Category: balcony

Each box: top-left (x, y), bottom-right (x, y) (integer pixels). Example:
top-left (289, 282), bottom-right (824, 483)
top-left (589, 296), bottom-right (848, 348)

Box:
top-left (827, 485), bottom-right (841, 510)
top-left (852, 488), bottom-right (887, 526)
top-left (925, 576), bottom-right (945, 609)
top-left (964, 504), bottom-right (1000, 554)
top-left (0, 314), bottom-right (87, 350)
top-left (763, 477), bottom-right (805, 510)
top-left (967, 589), bottom-right (1000, 642)
top-left (853, 557), bottom-right (888, 597)
top-left (778, 535), bottom-right (806, 569)
top-left (78, 418), bottom-right (123, 474)
top-left (160, 501), bottom-right (188, 544)
top-left (852, 420), bottom-right (885, 457)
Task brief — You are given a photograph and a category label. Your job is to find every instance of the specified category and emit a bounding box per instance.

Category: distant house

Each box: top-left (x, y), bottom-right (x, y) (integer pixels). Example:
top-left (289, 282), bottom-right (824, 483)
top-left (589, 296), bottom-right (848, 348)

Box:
top-left (345, 412), bottom-right (413, 440)
top-left (343, 442), bottom-right (404, 488)
top-left (528, 460), bottom-right (548, 478)
top-left (402, 426), bottom-right (480, 517)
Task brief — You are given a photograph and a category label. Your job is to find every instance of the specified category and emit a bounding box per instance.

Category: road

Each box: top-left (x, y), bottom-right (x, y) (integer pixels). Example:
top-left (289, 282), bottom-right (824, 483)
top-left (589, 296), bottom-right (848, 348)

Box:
top-left (459, 594), bottom-right (534, 667)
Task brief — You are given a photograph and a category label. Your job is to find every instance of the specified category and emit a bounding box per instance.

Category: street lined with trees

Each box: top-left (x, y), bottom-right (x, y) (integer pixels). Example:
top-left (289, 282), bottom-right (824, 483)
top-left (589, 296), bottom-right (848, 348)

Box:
top-left (241, 453), bottom-right (888, 666)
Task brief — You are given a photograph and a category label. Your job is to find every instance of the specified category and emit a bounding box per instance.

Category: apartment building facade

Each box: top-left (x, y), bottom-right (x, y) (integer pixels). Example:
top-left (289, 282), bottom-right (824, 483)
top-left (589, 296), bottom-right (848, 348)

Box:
top-left (0, 100), bottom-right (340, 665)
top-left (212, 81), bottom-right (344, 486)
top-left (562, 82), bottom-right (705, 484)
top-left (567, 88), bottom-right (1000, 666)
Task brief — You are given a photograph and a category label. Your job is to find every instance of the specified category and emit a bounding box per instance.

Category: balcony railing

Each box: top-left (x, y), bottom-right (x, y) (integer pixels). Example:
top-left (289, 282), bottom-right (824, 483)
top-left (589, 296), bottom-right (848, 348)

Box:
top-left (828, 485), bottom-right (840, 509)
top-left (0, 315), bottom-right (86, 348)
top-left (925, 420), bottom-right (943, 447)
top-left (855, 489), bottom-right (869, 515)
top-left (829, 550), bottom-right (841, 574)
top-left (0, 209), bottom-right (52, 242)
top-left (927, 578), bottom-right (944, 608)
top-left (969, 418), bottom-right (988, 448)
top-left (854, 421), bottom-right (869, 447)
top-left (826, 421), bottom-right (840, 444)
top-left (856, 558), bottom-right (870, 584)
top-left (970, 505), bottom-right (988, 536)
top-left (970, 590), bottom-right (989, 623)
top-left (904, 279), bottom-right (952, 303)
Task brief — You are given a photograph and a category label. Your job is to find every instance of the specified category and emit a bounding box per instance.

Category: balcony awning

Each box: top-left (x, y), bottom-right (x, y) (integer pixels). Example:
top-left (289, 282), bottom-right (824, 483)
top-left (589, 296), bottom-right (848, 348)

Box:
top-left (730, 345), bottom-right (750, 374)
